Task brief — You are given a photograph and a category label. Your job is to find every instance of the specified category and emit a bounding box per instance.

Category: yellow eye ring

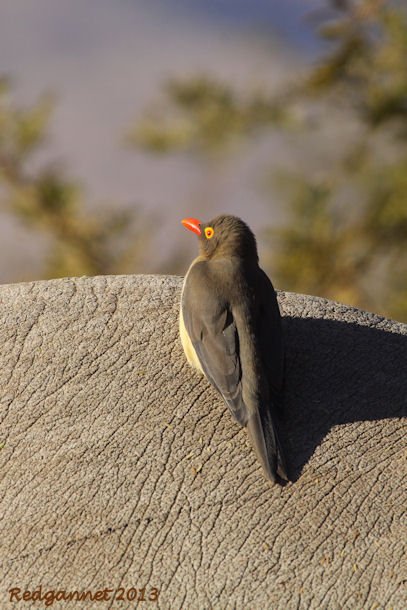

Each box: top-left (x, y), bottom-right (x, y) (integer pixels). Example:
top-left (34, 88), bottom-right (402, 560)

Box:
top-left (204, 226), bottom-right (214, 239)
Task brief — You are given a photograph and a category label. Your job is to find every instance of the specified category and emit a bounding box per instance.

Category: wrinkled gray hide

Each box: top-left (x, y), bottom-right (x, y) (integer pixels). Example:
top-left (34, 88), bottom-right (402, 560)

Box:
top-left (0, 275), bottom-right (406, 609)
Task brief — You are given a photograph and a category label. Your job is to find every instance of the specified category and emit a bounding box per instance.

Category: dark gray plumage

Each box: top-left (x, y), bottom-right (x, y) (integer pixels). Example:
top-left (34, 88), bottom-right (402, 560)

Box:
top-left (180, 214), bottom-right (287, 483)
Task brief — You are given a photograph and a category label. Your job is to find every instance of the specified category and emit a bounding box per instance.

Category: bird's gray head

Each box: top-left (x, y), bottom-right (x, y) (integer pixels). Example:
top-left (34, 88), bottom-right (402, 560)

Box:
top-left (182, 214), bottom-right (258, 262)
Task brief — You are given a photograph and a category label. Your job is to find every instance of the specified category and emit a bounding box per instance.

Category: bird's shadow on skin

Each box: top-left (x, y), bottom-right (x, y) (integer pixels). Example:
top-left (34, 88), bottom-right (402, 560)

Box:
top-left (279, 316), bottom-right (407, 483)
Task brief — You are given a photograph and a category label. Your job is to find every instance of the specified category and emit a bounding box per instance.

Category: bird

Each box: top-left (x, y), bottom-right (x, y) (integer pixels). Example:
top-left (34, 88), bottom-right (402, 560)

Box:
top-left (179, 214), bottom-right (288, 483)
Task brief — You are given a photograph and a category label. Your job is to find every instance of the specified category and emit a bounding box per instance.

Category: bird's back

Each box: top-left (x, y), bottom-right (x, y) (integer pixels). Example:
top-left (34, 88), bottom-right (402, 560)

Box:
top-left (180, 254), bottom-right (287, 481)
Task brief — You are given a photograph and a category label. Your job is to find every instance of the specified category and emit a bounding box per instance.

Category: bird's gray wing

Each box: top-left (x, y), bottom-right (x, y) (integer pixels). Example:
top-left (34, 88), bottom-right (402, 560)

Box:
top-left (248, 267), bottom-right (287, 480)
top-left (182, 264), bottom-right (247, 426)
top-left (256, 268), bottom-right (285, 411)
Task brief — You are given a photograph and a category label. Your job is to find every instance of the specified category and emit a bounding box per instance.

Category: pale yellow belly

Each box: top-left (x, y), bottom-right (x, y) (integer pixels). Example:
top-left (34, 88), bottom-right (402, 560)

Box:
top-left (179, 258), bottom-right (205, 373)
top-left (179, 305), bottom-right (204, 372)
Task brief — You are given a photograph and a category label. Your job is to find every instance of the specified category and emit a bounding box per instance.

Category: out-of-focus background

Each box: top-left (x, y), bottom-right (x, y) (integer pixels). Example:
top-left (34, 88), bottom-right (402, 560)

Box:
top-left (0, 0), bottom-right (406, 321)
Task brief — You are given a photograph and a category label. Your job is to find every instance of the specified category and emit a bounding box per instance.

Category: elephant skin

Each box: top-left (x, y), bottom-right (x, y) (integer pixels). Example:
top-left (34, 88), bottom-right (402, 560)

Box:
top-left (0, 275), bottom-right (406, 609)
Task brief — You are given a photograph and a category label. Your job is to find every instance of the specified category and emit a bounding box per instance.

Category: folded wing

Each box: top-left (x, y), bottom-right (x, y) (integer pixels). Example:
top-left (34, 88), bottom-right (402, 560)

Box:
top-left (182, 264), bottom-right (247, 426)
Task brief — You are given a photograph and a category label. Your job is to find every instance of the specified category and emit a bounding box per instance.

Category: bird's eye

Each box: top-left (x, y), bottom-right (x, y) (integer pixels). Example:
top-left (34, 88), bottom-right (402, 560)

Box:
top-left (204, 227), bottom-right (214, 239)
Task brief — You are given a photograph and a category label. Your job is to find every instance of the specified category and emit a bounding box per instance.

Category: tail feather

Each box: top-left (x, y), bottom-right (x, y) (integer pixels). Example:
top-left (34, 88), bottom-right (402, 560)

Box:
top-left (246, 405), bottom-right (288, 483)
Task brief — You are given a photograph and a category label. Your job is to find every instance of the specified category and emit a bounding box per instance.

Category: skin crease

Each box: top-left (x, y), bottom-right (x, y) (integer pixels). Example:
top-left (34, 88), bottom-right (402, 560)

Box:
top-left (179, 214), bottom-right (287, 483)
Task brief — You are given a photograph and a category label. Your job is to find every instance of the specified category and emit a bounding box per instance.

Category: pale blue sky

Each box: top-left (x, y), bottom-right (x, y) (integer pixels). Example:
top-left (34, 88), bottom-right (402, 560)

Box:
top-left (0, 0), bottom-right (327, 279)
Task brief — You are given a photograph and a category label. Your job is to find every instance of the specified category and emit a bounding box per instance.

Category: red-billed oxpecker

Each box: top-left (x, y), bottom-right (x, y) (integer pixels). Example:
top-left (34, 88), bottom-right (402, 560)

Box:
top-left (180, 214), bottom-right (287, 483)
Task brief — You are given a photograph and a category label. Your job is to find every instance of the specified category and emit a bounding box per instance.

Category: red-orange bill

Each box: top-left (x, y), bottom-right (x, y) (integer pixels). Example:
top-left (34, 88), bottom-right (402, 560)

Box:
top-left (181, 217), bottom-right (202, 236)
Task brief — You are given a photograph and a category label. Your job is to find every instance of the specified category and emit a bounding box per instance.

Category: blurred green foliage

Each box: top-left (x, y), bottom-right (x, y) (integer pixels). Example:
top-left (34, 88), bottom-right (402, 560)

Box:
top-left (0, 77), bottom-right (149, 280)
top-left (131, 0), bottom-right (407, 322)
top-left (128, 77), bottom-right (291, 155)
